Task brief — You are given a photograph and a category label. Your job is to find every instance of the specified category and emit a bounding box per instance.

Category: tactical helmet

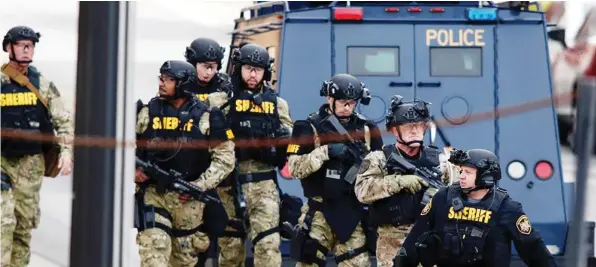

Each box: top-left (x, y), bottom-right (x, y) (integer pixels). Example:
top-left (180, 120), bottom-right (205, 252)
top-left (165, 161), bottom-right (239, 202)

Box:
top-left (159, 60), bottom-right (197, 99)
top-left (184, 37), bottom-right (225, 70)
top-left (449, 148), bottom-right (502, 190)
top-left (385, 95), bottom-right (431, 131)
top-left (232, 43), bottom-right (274, 82)
top-left (319, 74), bottom-right (371, 105)
top-left (3, 26), bottom-right (40, 52)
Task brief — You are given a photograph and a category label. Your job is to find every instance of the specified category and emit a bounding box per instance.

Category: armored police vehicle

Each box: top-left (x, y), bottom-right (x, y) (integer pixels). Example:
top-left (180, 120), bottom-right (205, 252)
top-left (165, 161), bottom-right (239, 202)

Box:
top-left (226, 1), bottom-right (595, 266)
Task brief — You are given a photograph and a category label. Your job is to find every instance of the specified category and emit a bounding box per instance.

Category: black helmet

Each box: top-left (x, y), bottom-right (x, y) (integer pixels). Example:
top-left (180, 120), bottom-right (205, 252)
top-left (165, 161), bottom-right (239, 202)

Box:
top-left (319, 74), bottom-right (371, 105)
top-left (385, 95), bottom-right (431, 130)
top-left (232, 43), bottom-right (274, 82)
top-left (159, 60), bottom-right (197, 99)
top-left (3, 26), bottom-right (40, 52)
top-left (449, 148), bottom-right (501, 191)
top-left (184, 37), bottom-right (225, 70)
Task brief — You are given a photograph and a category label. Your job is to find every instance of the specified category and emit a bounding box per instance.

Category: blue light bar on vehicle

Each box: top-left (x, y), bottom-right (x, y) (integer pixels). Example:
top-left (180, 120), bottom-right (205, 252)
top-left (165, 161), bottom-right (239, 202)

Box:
top-left (466, 8), bottom-right (498, 21)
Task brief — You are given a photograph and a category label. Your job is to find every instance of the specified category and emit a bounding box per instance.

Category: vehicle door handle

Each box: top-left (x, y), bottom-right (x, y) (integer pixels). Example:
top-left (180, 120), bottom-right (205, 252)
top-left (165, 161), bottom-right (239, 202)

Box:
top-left (417, 82), bottom-right (442, 88)
top-left (389, 81), bottom-right (413, 87)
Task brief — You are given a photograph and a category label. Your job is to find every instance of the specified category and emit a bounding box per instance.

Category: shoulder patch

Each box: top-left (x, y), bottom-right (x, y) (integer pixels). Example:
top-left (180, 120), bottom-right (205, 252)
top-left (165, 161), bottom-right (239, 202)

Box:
top-left (516, 215), bottom-right (532, 235)
top-left (421, 199), bottom-right (432, 216)
top-left (358, 159), bottom-right (371, 174)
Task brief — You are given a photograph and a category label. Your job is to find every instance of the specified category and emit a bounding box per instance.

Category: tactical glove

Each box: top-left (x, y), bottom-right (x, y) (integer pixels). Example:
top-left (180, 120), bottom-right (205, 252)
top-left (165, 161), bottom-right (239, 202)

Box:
top-left (397, 175), bottom-right (428, 193)
top-left (327, 143), bottom-right (345, 158)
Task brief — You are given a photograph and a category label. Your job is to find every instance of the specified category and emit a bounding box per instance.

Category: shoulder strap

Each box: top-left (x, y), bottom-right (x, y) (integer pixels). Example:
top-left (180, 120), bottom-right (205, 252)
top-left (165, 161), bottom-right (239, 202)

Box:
top-left (489, 188), bottom-right (508, 214)
top-left (1, 63), bottom-right (49, 108)
top-left (381, 144), bottom-right (394, 159)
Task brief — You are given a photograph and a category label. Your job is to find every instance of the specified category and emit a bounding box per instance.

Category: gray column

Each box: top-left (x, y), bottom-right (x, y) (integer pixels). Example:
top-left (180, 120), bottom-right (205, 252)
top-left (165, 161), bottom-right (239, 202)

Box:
top-left (567, 57), bottom-right (596, 267)
top-left (70, 1), bottom-right (136, 266)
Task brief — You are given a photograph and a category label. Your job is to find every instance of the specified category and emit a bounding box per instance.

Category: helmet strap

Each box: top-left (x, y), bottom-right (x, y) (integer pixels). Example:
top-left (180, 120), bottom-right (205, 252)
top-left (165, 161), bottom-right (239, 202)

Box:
top-left (9, 44), bottom-right (32, 65)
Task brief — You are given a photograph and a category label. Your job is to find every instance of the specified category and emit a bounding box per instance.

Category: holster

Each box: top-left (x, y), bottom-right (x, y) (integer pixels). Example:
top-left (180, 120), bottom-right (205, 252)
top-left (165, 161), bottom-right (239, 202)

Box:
top-left (289, 200), bottom-right (329, 266)
top-left (42, 138), bottom-right (61, 178)
top-left (202, 189), bottom-right (229, 237)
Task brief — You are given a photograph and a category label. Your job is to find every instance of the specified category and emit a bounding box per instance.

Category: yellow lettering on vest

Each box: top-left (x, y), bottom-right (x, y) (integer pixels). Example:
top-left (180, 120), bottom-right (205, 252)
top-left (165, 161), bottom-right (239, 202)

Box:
top-left (250, 104), bottom-right (264, 113)
top-left (1, 92), bottom-right (38, 107)
top-left (243, 100), bottom-right (251, 111)
top-left (483, 210), bottom-right (492, 224)
top-left (426, 29), bottom-right (486, 47)
top-left (468, 207), bottom-right (476, 222)
top-left (184, 119), bottom-right (194, 132)
top-left (462, 207), bottom-right (469, 220)
top-left (197, 94), bottom-right (208, 102)
top-left (167, 117), bottom-right (180, 130)
top-left (226, 129), bottom-right (235, 139)
top-left (152, 117), bottom-right (161, 130)
top-left (287, 144), bottom-right (300, 154)
top-left (447, 206), bottom-right (491, 224)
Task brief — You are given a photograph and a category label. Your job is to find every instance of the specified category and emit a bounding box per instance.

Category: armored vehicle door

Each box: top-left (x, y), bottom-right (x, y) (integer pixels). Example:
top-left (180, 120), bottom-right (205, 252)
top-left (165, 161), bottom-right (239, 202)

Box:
top-left (414, 25), bottom-right (496, 150)
top-left (333, 23), bottom-right (416, 144)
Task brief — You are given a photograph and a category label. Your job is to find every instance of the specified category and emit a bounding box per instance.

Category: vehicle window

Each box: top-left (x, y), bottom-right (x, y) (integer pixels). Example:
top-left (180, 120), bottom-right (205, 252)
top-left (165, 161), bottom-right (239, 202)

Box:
top-left (347, 47), bottom-right (400, 76)
top-left (430, 47), bottom-right (482, 77)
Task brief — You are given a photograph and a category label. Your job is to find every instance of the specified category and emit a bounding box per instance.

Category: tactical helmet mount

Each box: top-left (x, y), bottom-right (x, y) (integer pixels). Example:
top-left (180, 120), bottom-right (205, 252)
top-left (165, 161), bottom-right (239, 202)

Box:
top-left (3, 26), bottom-right (41, 64)
top-left (386, 95), bottom-right (431, 146)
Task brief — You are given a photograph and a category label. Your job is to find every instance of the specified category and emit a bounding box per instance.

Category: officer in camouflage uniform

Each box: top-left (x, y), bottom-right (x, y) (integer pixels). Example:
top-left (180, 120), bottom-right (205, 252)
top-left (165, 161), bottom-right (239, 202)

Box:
top-left (206, 43), bottom-right (293, 267)
top-left (354, 95), bottom-right (459, 267)
top-left (1, 26), bottom-right (74, 267)
top-left (286, 74), bottom-right (384, 267)
top-left (135, 60), bottom-right (235, 267)
top-left (184, 37), bottom-right (233, 101)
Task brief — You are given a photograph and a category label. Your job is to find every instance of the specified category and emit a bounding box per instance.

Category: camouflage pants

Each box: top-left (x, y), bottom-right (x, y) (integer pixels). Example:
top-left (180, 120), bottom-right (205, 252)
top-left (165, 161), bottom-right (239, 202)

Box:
top-left (136, 185), bottom-right (210, 267)
top-left (216, 179), bottom-right (281, 267)
top-left (376, 224), bottom-right (413, 267)
top-left (295, 201), bottom-right (371, 267)
top-left (1, 154), bottom-right (44, 267)
top-left (2, 186), bottom-right (16, 266)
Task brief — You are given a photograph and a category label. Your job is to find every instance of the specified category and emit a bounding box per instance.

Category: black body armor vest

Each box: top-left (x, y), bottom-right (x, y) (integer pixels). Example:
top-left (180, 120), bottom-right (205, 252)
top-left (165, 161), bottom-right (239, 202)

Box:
top-left (369, 144), bottom-right (441, 226)
top-left (1, 68), bottom-right (53, 158)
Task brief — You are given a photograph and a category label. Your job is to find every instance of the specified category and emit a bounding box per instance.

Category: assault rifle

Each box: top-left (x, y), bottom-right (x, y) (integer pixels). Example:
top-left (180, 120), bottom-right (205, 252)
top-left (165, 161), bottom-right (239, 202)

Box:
top-left (322, 114), bottom-right (367, 184)
top-left (231, 162), bottom-right (248, 232)
top-left (386, 153), bottom-right (447, 205)
top-left (135, 157), bottom-right (221, 204)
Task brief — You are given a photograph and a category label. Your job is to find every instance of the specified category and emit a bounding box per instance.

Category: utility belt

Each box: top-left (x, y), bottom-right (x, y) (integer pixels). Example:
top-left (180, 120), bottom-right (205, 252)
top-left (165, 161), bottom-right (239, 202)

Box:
top-left (134, 185), bottom-right (227, 238)
top-left (289, 198), bottom-right (368, 266)
top-left (415, 226), bottom-right (491, 266)
top-left (217, 170), bottom-right (276, 187)
top-left (236, 147), bottom-right (278, 166)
